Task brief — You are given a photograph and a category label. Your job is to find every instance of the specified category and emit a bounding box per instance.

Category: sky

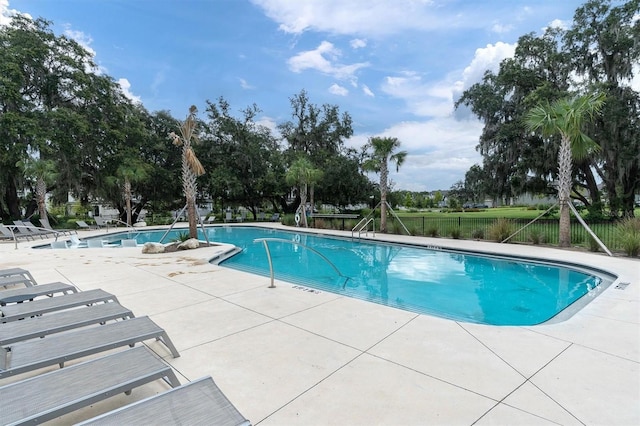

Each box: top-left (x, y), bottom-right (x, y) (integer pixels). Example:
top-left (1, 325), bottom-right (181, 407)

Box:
top-left (1, 0), bottom-right (594, 192)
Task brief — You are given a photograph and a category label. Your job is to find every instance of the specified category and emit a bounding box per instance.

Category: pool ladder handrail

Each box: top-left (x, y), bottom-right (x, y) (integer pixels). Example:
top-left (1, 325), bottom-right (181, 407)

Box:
top-left (254, 237), bottom-right (350, 288)
top-left (352, 217), bottom-right (375, 239)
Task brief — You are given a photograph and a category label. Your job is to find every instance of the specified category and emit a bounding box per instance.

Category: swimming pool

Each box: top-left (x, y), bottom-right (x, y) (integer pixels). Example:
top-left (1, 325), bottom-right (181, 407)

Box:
top-left (85, 226), bottom-right (615, 326)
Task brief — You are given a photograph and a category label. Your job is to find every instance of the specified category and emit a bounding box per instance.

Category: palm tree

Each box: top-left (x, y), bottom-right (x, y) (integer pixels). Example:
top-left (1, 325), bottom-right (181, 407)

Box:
top-left (169, 106), bottom-right (205, 239)
top-left (362, 137), bottom-right (407, 233)
top-left (116, 159), bottom-right (149, 226)
top-left (286, 157), bottom-right (323, 228)
top-left (17, 158), bottom-right (57, 227)
top-left (525, 93), bottom-right (605, 247)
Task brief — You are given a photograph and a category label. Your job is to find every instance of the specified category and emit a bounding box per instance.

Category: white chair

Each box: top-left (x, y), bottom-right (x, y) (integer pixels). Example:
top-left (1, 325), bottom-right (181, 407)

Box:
top-left (120, 239), bottom-right (137, 247)
top-left (87, 239), bottom-right (105, 248)
top-left (50, 241), bottom-right (68, 249)
top-left (69, 235), bottom-right (87, 248)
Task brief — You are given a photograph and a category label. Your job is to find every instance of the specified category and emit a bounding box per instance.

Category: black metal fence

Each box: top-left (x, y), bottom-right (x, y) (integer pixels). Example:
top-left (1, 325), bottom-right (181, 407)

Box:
top-left (388, 216), bottom-right (621, 250)
top-left (311, 215), bottom-right (622, 251)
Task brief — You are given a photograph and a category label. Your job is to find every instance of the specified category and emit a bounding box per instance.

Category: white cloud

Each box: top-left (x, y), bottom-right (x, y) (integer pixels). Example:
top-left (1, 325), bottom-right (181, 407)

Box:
top-left (352, 41), bottom-right (517, 190)
top-left (362, 84), bottom-right (374, 97)
top-left (151, 69), bottom-right (167, 95)
top-left (350, 38), bottom-right (367, 49)
top-left (287, 41), bottom-right (369, 81)
top-left (239, 78), bottom-right (255, 89)
top-left (450, 41), bottom-right (516, 114)
top-left (491, 22), bottom-right (513, 34)
top-left (118, 78), bottom-right (142, 104)
top-left (329, 83), bottom-right (348, 96)
top-left (546, 19), bottom-right (570, 30)
top-left (63, 25), bottom-right (96, 58)
top-left (380, 71), bottom-right (453, 118)
top-left (256, 115), bottom-right (279, 136)
top-left (460, 42), bottom-right (515, 87)
top-left (0, 0), bottom-right (26, 26)
top-left (346, 117), bottom-right (484, 191)
top-left (251, 0), bottom-right (464, 37)
top-left (629, 63), bottom-right (640, 92)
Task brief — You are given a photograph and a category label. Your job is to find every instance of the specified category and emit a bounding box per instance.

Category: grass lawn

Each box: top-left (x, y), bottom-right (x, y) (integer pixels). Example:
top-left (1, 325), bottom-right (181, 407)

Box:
top-left (396, 206), bottom-right (556, 219)
top-left (396, 206), bottom-right (640, 219)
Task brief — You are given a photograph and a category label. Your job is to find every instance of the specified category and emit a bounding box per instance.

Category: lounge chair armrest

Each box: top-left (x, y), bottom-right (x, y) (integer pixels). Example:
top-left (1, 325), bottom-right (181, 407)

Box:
top-left (0, 346), bottom-right (9, 370)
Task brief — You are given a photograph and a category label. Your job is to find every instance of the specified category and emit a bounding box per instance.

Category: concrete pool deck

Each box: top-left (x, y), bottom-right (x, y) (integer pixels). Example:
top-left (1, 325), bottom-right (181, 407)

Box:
top-left (1, 223), bottom-right (638, 425)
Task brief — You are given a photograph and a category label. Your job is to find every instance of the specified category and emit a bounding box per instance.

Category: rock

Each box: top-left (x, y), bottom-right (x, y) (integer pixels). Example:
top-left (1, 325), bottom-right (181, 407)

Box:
top-left (142, 242), bottom-right (166, 254)
top-left (133, 221), bottom-right (147, 227)
top-left (177, 238), bottom-right (200, 250)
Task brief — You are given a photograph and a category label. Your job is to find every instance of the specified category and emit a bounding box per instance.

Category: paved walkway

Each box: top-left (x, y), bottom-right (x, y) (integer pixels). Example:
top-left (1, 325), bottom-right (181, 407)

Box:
top-left (1, 224), bottom-right (638, 425)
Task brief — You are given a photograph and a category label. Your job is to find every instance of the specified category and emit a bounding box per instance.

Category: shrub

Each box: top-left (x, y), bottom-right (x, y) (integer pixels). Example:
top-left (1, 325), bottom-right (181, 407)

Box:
top-left (426, 225), bottom-right (439, 237)
top-left (488, 218), bottom-right (514, 242)
top-left (171, 231), bottom-right (190, 242)
top-left (282, 214), bottom-right (296, 226)
top-left (572, 233), bottom-right (584, 245)
top-left (528, 228), bottom-right (545, 245)
top-left (471, 228), bottom-right (484, 240)
top-left (586, 235), bottom-right (600, 252)
top-left (313, 219), bottom-right (327, 229)
top-left (448, 227), bottom-right (462, 239)
top-left (616, 217), bottom-right (640, 257)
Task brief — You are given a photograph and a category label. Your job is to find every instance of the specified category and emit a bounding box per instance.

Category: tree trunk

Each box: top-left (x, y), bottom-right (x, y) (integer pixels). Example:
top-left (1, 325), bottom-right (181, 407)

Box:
top-left (300, 183), bottom-right (308, 228)
top-left (186, 195), bottom-right (198, 238)
top-left (36, 177), bottom-right (47, 224)
top-left (380, 162), bottom-right (389, 233)
top-left (124, 178), bottom-right (132, 226)
top-left (5, 178), bottom-right (21, 219)
top-left (558, 135), bottom-right (572, 247)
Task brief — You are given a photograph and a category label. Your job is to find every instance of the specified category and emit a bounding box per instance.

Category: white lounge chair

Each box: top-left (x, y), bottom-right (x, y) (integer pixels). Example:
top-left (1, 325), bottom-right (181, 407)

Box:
top-left (120, 239), bottom-right (138, 247)
top-left (87, 239), bottom-right (106, 248)
top-left (70, 235), bottom-right (88, 248)
top-left (50, 240), bottom-right (68, 249)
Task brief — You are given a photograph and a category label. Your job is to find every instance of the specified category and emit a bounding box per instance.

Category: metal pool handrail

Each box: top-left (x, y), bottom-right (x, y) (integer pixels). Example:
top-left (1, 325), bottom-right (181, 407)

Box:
top-left (253, 237), bottom-right (349, 288)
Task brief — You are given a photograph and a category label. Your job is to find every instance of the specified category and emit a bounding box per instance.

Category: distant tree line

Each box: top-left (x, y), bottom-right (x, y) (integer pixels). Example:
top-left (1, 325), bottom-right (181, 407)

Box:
top-left (455, 0), bottom-right (639, 218)
top-left (0, 15), bottom-right (373, 224)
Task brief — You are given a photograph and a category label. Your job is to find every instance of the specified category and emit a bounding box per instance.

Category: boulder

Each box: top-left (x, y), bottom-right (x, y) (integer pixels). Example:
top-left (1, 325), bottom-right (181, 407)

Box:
top-left (177, 238), bottom-right (200, 250)
top-left (142, 242), bottom-right (166, 254)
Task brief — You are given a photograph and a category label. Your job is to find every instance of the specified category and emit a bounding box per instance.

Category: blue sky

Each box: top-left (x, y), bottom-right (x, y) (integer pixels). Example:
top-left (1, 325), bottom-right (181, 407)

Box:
top-left (2, 0), bottom-right (591, 191)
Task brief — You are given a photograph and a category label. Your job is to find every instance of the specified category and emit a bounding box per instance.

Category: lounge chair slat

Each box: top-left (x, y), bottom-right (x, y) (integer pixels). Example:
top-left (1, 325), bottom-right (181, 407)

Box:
top-left (0, 316), bottom-right (180, 378)
top-left (0, 302), bottom-right (134, 345)
top-left (0, 289), bottom-right (117, 322)
top-left (0, 282), bottom-right (77, 306)
top-left (0, 346), bottom-right (180, 426)
top-left (0, 268), bottom-right (34, 281)
top-left (78, 376), bottom-right (251, 426)
top-left (0, 269), bottom-right (37, 289)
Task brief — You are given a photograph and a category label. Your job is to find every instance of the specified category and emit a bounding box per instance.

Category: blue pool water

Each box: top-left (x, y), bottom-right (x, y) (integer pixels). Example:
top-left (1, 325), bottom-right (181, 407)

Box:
top-left (97, 227), bottom-right (612, 325)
